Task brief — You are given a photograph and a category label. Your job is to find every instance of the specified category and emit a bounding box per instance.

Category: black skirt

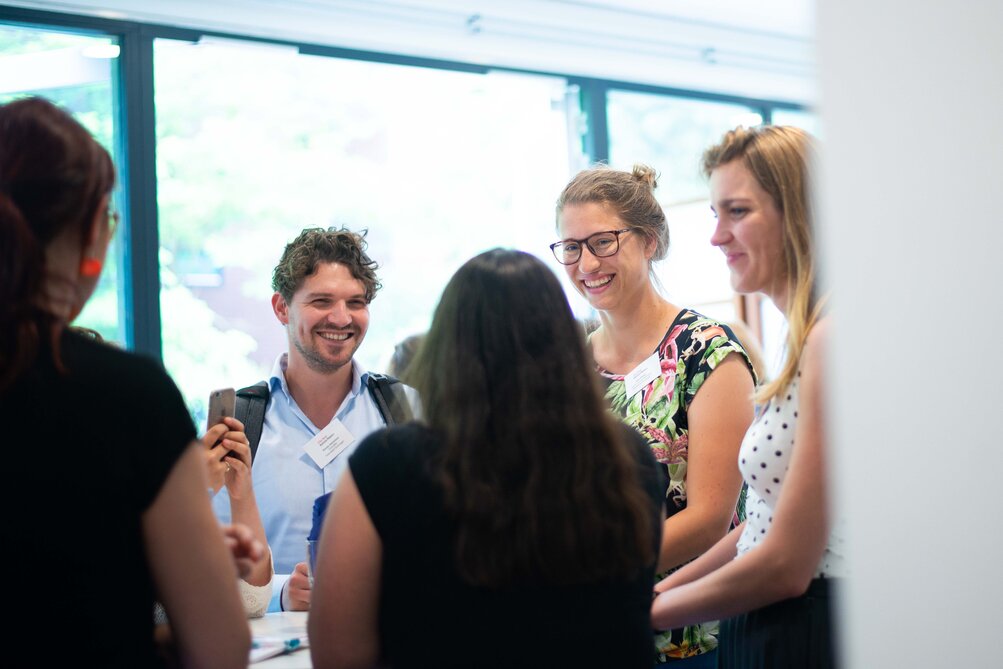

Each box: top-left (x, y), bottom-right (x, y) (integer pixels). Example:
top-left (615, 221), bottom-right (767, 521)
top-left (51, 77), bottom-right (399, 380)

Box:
top-left (717, 578), bottom-right (839, 669)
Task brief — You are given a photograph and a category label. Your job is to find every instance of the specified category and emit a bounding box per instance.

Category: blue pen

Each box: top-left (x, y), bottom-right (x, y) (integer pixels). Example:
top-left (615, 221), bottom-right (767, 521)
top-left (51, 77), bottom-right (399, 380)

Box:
top-left (251, 637), bottom-right (303, 652)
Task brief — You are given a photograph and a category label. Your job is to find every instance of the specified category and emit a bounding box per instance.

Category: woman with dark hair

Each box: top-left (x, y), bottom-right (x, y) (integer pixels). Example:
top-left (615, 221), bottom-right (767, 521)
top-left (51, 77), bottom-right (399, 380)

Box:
top-left (309, 249), bottom-right (666, 668)
top-left (0, 97), bottom-right (251, 667)
top-left (652, 126), bottom-right (841, 668)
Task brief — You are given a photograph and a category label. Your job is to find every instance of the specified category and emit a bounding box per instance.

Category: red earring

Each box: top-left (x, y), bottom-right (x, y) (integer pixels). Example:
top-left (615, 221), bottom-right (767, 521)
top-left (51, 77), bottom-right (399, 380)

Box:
top-left (80, 257), bottom-right (104, 277)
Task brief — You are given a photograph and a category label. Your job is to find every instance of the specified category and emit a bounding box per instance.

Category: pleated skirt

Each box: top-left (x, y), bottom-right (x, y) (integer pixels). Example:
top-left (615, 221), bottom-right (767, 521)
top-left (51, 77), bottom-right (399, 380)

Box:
top-left (717, 578), bottom-right (838, 669)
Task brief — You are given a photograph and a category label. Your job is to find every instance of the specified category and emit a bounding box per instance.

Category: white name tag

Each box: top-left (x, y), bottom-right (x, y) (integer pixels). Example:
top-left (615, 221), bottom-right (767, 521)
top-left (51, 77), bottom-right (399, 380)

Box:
top-left (303, 418), bottom-right (355, 469)
top-left (623, 352), bottom-right (662, 400)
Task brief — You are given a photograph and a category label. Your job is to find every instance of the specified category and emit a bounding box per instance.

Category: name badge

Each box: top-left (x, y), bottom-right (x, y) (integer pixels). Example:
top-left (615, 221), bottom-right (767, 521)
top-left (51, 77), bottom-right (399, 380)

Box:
top-left (623, 352), bottom-right (661, 400)
top-left (303, 418), bottom-right (355, 469)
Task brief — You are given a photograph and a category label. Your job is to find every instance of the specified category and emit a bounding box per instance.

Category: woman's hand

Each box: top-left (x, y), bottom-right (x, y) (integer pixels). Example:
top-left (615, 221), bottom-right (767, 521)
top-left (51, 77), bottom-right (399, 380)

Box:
top-left (203, 417), bottom-right (253, 498)
top-left (144, 445), bottom-right (251, 667)
top-left (221, 522), bottom-right (267, 580)
top-left (209, 420), bottom-right (271, 589)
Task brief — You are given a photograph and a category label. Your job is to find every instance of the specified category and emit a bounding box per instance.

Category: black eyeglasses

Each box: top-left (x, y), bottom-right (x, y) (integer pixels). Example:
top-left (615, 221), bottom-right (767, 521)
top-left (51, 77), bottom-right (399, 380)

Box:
top-left (550, 228), bottom-right (632, 265)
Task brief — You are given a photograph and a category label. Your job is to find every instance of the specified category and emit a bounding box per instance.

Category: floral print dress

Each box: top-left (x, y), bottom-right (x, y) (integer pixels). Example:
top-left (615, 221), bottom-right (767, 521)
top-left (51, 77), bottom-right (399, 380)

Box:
top-left (596, 309), bottom-right (755, 663)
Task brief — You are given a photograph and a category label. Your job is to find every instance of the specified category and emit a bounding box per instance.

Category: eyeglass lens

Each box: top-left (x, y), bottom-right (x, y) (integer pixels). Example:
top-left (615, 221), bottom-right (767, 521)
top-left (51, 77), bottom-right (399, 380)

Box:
top-left (108, 208), bottom-right (120, 237)
top-left (555, 231), bottom-right (620, 264)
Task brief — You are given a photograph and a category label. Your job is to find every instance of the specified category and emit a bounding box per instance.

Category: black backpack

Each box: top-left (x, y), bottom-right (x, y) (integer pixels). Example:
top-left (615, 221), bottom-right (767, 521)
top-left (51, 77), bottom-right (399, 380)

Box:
top-left (234, 373), bottom-right (413, 463)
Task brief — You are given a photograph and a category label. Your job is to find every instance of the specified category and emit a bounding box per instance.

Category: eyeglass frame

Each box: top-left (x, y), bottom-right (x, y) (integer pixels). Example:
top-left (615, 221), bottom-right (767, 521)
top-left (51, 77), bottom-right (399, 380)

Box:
top-left (549, 228), bottom-right (633, 265)
top-left (107, 206), bottom-right (120, 239)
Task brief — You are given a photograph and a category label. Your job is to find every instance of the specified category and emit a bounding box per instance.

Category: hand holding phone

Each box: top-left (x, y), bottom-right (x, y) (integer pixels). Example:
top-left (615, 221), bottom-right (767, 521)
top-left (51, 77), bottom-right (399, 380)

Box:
top-left (207, 387), bottom-right (236, 431)
top-left (206, 388), bottom-right (238, 486)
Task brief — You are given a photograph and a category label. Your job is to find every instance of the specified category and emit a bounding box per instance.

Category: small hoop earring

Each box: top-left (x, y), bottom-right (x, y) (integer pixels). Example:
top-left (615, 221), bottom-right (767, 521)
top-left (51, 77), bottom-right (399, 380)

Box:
top-left (80, 258), bottom-right (103, 277)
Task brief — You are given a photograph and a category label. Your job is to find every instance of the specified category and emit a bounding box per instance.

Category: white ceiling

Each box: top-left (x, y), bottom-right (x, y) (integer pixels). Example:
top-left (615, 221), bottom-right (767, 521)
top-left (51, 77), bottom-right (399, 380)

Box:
top-left (555, 0), bottom-right (813, 39)
top-left (3, 0), bottom-right (816, 102)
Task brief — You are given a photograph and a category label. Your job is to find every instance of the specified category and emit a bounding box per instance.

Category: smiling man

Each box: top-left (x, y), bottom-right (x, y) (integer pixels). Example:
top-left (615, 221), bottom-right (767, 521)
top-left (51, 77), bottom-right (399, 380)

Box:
top-left (211, 227), bottom-right (418, 612)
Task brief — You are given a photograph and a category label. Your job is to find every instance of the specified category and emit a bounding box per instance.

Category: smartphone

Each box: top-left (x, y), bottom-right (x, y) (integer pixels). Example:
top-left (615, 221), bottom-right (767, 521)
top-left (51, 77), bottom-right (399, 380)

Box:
top-left (207, 387), bottom-right (236, 431)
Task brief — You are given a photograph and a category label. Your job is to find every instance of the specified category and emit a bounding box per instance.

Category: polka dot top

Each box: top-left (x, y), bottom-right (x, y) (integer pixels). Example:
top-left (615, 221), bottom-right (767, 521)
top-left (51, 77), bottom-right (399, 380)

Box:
top-left (735, 372), bottom-right (848, 578)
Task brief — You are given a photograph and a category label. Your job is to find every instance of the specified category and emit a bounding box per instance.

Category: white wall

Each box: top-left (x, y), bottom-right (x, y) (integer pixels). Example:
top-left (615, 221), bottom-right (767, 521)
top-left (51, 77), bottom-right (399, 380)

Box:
top-left (819, 1), bottom-right (1003, 666)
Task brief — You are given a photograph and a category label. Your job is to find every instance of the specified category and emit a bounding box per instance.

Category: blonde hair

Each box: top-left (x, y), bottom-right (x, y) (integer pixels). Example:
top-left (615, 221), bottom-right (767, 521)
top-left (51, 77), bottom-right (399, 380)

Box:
top-left (702, 126), bottom-right (822, 403)
top-left (556, 164), bottom-right (669, 262)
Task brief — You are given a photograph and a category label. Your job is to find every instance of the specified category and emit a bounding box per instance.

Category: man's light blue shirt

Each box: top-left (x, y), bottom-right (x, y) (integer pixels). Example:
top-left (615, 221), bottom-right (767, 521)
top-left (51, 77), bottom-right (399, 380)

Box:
top-left (212, 353), bottom-right (417, 610)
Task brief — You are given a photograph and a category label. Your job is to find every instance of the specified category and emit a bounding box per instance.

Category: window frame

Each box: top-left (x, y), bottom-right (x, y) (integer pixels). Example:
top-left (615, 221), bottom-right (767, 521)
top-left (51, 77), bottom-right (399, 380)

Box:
top-left (0, 4), bottom-right (809, 360)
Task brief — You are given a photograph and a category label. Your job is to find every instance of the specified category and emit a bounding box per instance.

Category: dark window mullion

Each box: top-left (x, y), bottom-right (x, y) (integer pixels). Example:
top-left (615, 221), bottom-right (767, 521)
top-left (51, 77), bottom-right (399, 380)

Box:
top-left (575, 78), bottom-right (609, 164)
top-left (119, 24), bottom-right (162, 359)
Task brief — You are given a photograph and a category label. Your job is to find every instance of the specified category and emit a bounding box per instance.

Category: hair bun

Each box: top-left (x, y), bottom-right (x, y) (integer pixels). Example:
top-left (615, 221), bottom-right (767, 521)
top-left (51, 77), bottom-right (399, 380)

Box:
top-left (631, 164), bottom-right (658, 190)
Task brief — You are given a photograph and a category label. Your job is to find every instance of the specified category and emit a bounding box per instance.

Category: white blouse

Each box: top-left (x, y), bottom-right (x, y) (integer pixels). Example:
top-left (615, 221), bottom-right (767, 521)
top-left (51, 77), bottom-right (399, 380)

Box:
top-left (239, 548), bottom-right (274, 618)
top-left (735, 372), bottom-right (848, 578)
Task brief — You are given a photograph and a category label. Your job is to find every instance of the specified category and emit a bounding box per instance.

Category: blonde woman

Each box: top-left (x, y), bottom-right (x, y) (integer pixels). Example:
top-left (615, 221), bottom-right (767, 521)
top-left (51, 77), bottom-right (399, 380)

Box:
top-left (652, 126), bottom-right (843, 668)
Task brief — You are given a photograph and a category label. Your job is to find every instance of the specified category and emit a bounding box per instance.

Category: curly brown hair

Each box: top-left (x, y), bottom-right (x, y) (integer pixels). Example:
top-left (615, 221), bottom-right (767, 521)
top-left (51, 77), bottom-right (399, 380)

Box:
top-left (272, 226), bottom-right (381, 302)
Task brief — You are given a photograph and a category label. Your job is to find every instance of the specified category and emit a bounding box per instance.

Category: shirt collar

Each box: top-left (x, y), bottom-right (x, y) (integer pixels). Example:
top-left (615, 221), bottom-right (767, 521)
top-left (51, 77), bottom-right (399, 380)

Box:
top-left (269, 352), bottom-right (369, 400)
top-left (349, 358), bottom-right (367, 397)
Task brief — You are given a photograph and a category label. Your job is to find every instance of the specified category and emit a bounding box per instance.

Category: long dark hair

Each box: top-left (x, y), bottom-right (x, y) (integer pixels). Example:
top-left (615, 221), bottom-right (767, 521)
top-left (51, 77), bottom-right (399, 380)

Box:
top-left (0, 97), bottom-right (115, 392)
top-left (406, 249), bottom-right (656, 587)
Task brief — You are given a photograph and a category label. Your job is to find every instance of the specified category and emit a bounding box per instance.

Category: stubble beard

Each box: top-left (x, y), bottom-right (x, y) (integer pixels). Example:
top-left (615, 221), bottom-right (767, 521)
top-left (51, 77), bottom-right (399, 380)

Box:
top-left (294, 331), bottom-right (360, 375)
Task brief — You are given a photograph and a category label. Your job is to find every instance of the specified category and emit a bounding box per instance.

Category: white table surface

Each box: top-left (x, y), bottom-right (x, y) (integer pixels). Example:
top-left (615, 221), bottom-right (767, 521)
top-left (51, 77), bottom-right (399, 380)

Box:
top-left (249, 611), bottom-right (311, 668)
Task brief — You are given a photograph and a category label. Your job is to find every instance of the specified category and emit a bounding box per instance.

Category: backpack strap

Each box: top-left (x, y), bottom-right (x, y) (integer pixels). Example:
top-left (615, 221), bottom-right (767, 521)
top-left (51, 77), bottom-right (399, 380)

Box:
top-left (235, 381), bottom-right (270, 464)
top-left (366, 372), bottom-right (413, 427)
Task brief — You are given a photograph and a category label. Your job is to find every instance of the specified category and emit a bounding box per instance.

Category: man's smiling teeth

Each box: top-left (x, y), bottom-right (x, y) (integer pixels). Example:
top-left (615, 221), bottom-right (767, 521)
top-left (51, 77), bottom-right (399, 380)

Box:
top-left (318, 332), bottom-right (351, 341)
top-left (583, 276), bottom-right (612, 288)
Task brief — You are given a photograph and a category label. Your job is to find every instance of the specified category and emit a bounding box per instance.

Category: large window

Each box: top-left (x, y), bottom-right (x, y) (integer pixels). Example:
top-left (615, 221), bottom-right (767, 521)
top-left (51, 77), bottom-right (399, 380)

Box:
top-left (2, 8), bottom-right (809, 410)
top-left (0, 22), bottom-right (124, 343)
top-left (154, 38), bottom-right (580, 419)
top-left (773, 107), bottom-right (820, 137)
top-left (607, 90), bottom-right (763, 324)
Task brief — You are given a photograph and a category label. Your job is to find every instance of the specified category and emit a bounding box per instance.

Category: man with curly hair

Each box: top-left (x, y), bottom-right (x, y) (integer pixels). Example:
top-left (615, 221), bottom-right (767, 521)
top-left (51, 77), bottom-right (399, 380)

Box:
top-left (211, 227), bottom-right (418, 612)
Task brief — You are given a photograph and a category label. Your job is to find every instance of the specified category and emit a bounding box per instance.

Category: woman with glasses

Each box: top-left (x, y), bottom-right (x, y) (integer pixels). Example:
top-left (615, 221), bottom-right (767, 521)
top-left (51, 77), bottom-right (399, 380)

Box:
top-left (0, 97), bottom-right (252, 667)
top-left (652, 127), bottom-right (839, 668)
top-left (554, 165), bottom-right (756, 667)
top-left (309, 249), bottom-right (666, 668)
